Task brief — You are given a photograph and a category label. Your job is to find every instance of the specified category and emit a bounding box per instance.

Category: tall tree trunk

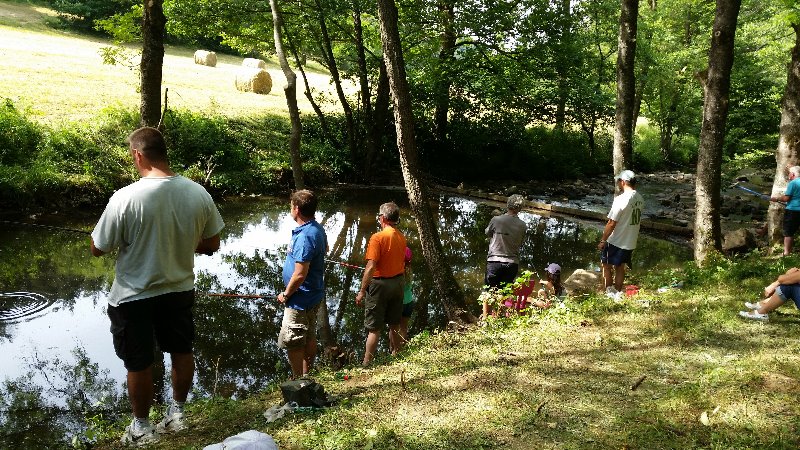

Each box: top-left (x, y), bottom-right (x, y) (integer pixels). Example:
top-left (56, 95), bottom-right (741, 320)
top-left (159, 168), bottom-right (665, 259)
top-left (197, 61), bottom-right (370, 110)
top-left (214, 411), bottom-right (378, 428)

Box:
top-left (375, 0), bottom-right (474, 324)
top-left (769, 24), bottom-right (800, 247)
top-left (270, 0), bottom-right (304, 190)
top-left (287, 36), bottom-right (338, 148)
top-left (659, 121), bottom-right (673, 160)
top-left (613, 0), bottom-right (638, 175)
top-left (353, 3), bottom-right (379, 176)
top-left (693, 0), bottom-right (741, 264)
top-left (554, 0), bottom-right (571, 131)
top-left (365, 61), bottom-right (391, 178)
top-left (140, 0), bottom-right (165, 128)
top-left (659, 88), bottom-right (680, 160)
top-left (633, 0), bottom-right (657, 135)
top-left (353, 3), bottom-right (372, 120)
top-left (315, 1), bottom-right (358, 164)
top-left (433, 0), bottom-right (456, 144)
top-left (580, 118), bottom-right (597, 156)
top-left (633, 66), bottom-right (647, 127)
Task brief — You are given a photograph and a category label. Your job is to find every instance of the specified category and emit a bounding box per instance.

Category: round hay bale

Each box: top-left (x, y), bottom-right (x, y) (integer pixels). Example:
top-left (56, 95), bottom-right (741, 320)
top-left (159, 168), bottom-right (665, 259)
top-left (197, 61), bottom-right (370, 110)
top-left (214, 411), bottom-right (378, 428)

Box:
top-left (242, 58), bottom-right (267, 69)
top-left (194, 50), bottom-right (217, 67)
top-left (235, 68), bottom-right (272, 95)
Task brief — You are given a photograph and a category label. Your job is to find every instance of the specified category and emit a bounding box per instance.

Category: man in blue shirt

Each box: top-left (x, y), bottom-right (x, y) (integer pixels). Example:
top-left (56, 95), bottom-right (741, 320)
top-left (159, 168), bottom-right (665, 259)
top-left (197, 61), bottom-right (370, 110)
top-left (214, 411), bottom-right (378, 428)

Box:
top-left (277, 190), bottom-right (328, 378)
top-left (772, 166), bottom-right (800, 256)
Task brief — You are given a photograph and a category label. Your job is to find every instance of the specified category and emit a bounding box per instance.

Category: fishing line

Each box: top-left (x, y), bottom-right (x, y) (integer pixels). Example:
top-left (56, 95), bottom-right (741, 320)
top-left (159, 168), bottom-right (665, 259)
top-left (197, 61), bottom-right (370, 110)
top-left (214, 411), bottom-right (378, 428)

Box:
top-left (0, 220), bottom-right (91, 235)
top-left (229, 243), bottom-right (364, 270)
top-left (202, 292), bottom-right (277, 300)
top-left (325, 259), bottom-right (365, 270)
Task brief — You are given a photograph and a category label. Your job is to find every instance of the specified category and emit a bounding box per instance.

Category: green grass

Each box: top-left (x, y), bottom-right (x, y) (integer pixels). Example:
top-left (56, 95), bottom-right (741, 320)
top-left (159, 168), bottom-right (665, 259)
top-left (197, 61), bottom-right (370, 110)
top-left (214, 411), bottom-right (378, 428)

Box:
top-left (91, 254), bottom-right (800, 449)
top-left (0, 1), bottom-right (343, 124)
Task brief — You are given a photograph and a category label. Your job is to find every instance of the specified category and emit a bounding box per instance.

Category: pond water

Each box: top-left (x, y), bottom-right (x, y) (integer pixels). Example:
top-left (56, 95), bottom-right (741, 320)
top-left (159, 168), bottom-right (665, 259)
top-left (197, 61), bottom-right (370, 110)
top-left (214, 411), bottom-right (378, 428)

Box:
top-left (0, 187), bottom-right (691, 446)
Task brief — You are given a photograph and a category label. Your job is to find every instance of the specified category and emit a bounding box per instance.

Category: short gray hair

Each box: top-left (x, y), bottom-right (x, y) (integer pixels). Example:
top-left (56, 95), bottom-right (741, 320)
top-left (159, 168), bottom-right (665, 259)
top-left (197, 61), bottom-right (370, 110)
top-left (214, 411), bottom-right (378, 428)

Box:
top-left (790, 166), bottom-right (800, 178)
top-left (507, 194), bottom-right (525, 212)
top-left (379, 202), bottom-right (400, 224)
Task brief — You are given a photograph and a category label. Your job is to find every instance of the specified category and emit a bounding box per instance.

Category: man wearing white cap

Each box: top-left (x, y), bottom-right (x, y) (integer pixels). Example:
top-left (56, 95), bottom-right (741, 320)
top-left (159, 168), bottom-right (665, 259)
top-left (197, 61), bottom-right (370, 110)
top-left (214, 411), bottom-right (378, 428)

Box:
top-left (597, 170), bottom-right (644, 297)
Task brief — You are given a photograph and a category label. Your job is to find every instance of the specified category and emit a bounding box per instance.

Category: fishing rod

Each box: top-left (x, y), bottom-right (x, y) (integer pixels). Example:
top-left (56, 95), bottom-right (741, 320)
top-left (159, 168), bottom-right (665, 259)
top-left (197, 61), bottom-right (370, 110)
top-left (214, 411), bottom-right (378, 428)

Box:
top-left (734, 184), bottom-right (771, 201)
top-left (0, 219), bottom-right (91, 235)
top-left (3, 219), bottom-right (365, 270)
top-left (247, 245), bottom-right (364, 271)
top-left (202, 292), bottom-right (277, 300)
top-left (325, 259), bottom-right (364, 270)
top-left (731, 177), bottom-right (785, 205)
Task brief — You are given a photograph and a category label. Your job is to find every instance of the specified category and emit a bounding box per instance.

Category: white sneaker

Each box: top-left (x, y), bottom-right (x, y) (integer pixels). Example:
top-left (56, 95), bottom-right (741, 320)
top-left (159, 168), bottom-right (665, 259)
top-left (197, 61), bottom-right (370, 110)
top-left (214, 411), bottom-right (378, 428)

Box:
top-left (121, 419), bottom-right (159, 446)
top-left (738, 310), bottom-right (769, 322)
top-left (744, 301), bottom-right (761, 310)
top-left (156, 403), bottom-right (187, 434)
top-left (605, 286), bottom-right (618, 298)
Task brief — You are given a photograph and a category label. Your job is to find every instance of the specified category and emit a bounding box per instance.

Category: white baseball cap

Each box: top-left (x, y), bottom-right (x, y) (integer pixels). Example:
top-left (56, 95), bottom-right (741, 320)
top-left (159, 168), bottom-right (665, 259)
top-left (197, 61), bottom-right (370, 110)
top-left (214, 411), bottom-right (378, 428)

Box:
top-left (615, 170), bottom-right (636, 182)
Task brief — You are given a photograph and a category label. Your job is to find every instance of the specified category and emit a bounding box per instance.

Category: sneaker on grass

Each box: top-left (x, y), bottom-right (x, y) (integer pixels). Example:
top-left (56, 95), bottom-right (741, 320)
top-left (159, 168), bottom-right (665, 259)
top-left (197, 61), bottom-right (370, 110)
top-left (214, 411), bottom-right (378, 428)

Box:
top-left (156, 403), bottom-right (187, 434)
top-left (605, 286), bottom-right (618, 299)
top-left (744, 301), bottom-right (761, 310)
top-left (121, 419), bottom-right (159, 446)
top-left (738, 310), bottom-right (769, 322)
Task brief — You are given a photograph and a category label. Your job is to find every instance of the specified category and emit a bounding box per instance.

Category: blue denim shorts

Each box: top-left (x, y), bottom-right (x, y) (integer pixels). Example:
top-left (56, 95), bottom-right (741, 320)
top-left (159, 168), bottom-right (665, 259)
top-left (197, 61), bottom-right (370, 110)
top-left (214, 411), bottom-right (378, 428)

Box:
top-left (600, 243), bottom-right (633, 267)
top-left (775, 285), bottom-right (800, 308)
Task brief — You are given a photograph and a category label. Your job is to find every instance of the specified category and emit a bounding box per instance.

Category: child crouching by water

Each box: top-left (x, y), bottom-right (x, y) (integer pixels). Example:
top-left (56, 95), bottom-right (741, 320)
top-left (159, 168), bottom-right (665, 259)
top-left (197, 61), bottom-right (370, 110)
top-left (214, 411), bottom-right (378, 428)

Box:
top-left (537, 263), bottom-right (563, 303)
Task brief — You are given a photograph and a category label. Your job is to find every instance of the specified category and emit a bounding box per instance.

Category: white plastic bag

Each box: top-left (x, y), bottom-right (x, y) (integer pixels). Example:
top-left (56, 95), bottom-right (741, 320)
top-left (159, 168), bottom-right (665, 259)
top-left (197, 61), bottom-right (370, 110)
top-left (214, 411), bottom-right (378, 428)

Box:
top-left (202, 430), bottom-right (278, 450)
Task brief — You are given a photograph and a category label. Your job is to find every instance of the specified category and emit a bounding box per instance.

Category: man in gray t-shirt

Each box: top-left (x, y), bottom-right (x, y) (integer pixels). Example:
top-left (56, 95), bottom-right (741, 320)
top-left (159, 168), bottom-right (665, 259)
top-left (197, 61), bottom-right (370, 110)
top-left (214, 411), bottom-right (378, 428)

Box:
top-left (485, 194), bottom-right (527, 290)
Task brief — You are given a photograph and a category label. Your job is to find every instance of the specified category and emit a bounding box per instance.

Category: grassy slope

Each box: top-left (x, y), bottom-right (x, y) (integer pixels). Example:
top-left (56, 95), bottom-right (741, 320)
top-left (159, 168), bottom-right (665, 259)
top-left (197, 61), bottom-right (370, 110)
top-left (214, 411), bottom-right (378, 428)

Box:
top-left (95, 259), bottom-right (800, 450)
top-left (0, 1), bottom-right (339, 124)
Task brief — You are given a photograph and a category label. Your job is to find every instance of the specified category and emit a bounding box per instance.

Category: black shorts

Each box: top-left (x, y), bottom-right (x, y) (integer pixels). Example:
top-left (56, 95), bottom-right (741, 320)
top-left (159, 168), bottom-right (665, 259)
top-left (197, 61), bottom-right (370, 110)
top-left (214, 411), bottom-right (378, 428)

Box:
top-left (783, 210), bottom-right (800, 237)
top-left (485, 262), bottom-right (519, 289)
top-left (107, 290), bottom-right (195, 372)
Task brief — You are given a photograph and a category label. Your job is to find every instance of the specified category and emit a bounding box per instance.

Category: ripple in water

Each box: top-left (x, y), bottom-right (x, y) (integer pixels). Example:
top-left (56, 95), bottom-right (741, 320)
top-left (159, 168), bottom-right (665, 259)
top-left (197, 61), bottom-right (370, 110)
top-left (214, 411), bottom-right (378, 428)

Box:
top-left (0, 292), bottom-right (55, 322)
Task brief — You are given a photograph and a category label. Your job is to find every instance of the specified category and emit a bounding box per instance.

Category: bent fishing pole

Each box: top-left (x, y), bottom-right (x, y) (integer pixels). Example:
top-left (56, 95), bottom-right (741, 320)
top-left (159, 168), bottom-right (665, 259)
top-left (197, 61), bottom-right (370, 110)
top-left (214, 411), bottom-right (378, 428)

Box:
top-left (0, 219), bottom-right (91, 235)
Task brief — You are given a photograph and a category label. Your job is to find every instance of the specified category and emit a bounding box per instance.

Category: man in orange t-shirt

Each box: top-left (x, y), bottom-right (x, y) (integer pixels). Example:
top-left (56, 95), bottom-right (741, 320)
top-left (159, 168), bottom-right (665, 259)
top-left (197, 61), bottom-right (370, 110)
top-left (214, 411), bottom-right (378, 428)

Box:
top-left (355, 202), bottom-right (407, 366)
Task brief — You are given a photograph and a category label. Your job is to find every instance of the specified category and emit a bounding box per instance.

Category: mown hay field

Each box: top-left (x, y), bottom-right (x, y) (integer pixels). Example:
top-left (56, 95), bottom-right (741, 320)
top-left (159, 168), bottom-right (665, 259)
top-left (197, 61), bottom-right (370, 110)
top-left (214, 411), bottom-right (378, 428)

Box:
top-left (0, 1), bottom-right (340, 124)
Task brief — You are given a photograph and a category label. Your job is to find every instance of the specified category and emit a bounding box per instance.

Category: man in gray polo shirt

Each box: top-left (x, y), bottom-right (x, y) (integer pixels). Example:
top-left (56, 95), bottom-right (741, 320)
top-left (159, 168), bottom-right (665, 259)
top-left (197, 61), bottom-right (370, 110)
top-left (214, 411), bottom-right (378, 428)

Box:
top-left (482, 194), bottom-right (527, 316)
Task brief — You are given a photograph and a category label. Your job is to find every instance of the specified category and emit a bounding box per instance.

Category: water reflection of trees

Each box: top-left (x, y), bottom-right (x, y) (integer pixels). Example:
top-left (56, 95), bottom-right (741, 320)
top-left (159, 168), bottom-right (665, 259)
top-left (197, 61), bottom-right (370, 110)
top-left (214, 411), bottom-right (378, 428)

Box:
top-left (0, 229), bottom-right (113, 340)
top-left (0, 346), bottom-right (125, 449)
